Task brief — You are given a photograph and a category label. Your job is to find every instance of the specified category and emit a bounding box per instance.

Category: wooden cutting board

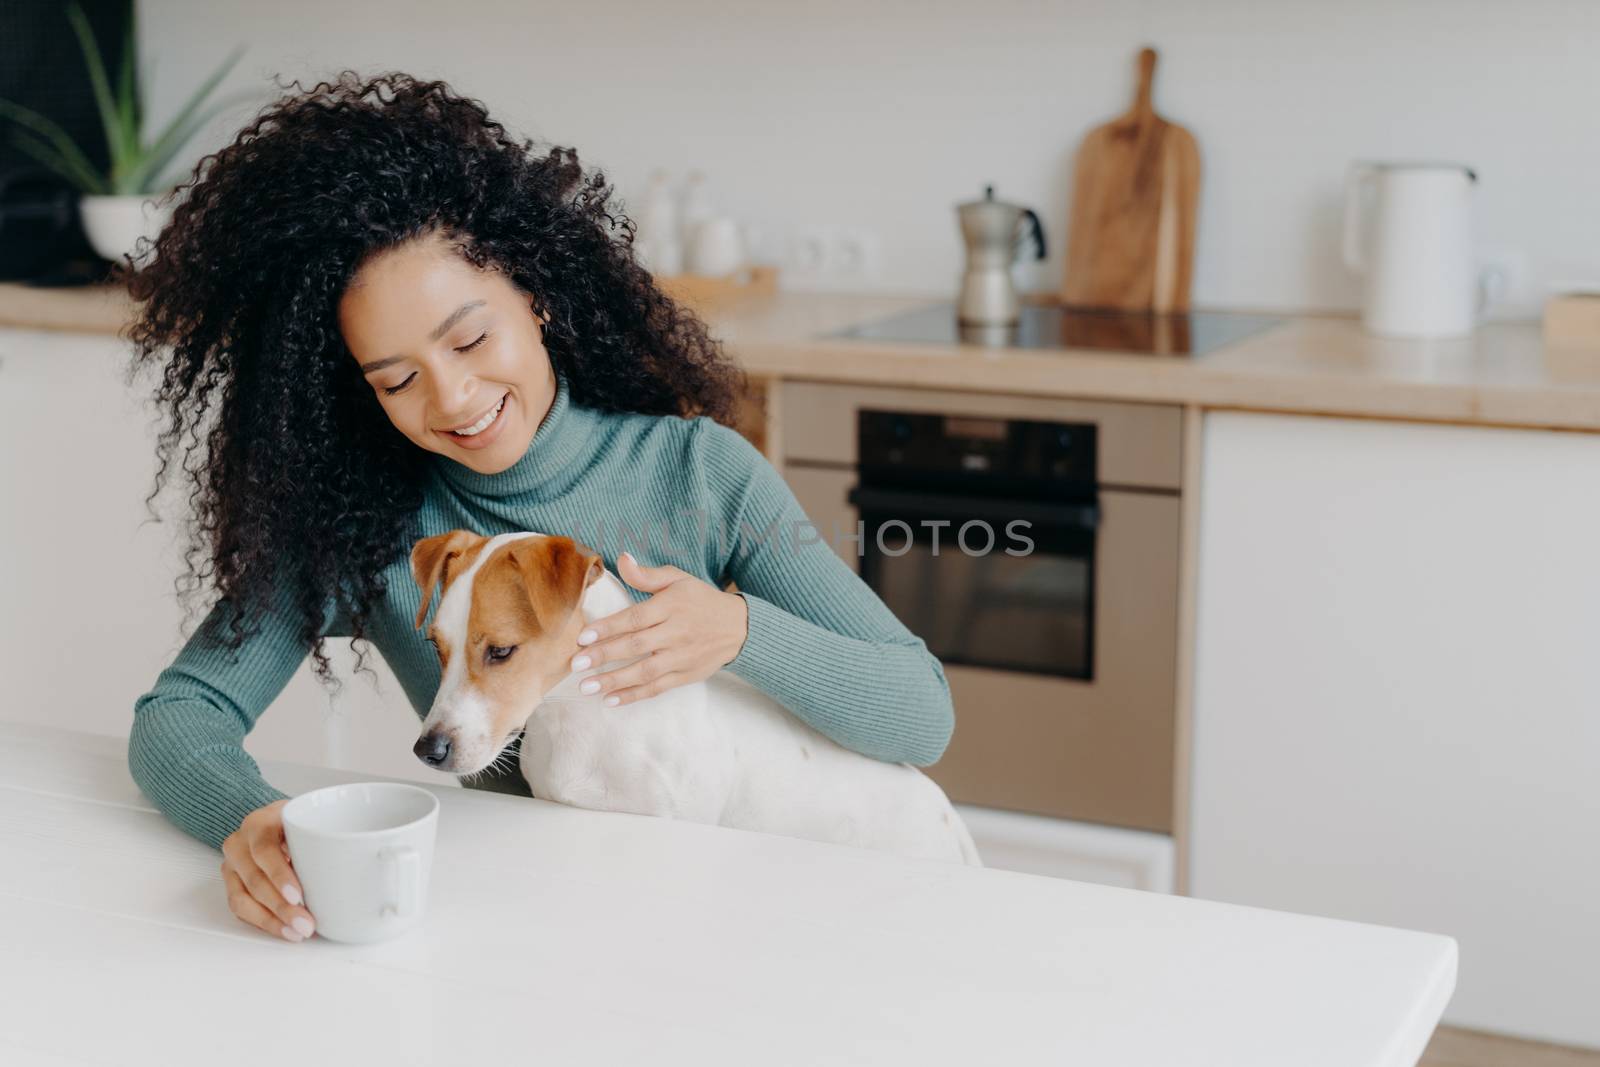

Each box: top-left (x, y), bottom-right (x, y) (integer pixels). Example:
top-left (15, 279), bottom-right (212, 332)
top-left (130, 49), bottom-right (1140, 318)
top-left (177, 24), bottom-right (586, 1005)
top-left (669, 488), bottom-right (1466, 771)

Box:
top-left (1060, 48), bottom-right (1200, 313)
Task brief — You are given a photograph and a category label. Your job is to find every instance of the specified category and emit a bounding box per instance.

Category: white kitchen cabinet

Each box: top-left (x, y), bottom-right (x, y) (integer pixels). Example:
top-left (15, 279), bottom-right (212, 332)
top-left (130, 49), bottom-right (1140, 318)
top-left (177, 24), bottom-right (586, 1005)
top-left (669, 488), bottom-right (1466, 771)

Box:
top-left (1191, 410), bottom-right (1600, 1049)
top-left (0, 327), bottom-right (445, 787)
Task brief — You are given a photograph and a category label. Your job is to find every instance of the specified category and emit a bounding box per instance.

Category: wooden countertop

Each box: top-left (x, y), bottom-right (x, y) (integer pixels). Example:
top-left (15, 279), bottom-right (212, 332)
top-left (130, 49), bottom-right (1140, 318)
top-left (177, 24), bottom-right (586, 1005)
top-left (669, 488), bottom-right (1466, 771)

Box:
top-left (714, 292), bottom-right (1600, 432)
top-left (6, 280), bottom-right (1599, 432)
top-left (0, 280), bottom-right (135, 335)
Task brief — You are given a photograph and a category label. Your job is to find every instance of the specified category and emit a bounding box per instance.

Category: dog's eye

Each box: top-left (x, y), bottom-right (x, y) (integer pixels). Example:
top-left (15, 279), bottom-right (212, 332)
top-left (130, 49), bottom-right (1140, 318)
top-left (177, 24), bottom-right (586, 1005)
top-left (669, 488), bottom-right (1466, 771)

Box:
top-left (486, 644), bottom-right (517, 665)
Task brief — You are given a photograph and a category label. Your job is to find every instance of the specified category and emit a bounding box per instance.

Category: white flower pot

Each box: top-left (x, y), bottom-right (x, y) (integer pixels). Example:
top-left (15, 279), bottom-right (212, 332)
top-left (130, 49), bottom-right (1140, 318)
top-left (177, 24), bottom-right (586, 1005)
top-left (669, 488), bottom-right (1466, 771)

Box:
top-left (79, 194), bottom-right (175, 266)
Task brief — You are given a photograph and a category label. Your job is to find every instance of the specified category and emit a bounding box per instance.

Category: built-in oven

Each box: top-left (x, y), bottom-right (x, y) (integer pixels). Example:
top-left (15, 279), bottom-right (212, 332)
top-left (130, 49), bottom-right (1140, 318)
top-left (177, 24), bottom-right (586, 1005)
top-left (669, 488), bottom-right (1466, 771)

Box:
top-left (779, 382), bottom-right (1182, 834)
top-left (849, 411), bottom-right (1100, 681)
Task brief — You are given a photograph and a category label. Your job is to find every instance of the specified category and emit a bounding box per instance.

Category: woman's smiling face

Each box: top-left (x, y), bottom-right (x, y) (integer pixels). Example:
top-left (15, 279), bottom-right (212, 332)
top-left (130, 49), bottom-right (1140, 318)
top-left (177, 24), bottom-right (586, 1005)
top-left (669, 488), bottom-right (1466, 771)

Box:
top-left (339, 229), bottom-right (556, 473)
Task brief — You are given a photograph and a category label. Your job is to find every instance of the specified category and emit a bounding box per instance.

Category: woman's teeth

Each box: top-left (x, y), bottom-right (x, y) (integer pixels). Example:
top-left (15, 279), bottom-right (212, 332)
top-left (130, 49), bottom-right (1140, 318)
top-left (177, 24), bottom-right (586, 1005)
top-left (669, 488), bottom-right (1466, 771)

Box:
top-left (450, 395), bottom-right (506, 437)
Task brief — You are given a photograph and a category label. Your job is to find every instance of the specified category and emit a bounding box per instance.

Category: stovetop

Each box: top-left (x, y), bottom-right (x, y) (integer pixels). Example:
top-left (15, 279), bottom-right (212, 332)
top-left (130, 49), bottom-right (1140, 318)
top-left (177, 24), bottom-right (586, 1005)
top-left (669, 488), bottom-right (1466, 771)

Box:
top-left (829, 301), bottom-right (1281, 356)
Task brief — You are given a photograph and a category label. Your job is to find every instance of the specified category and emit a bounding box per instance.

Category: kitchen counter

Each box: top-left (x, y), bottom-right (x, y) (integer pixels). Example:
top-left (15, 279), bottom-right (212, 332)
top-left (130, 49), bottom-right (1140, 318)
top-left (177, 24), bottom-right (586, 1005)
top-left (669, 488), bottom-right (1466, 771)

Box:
top-left (6, 280), bottom-right (1600, 431)
top-left (2, 720), bottom-right (1456, 1066)
top-left (715, 292), bottom-right (1600, 432)
top-left (0, 280), bottom-right (134, 335)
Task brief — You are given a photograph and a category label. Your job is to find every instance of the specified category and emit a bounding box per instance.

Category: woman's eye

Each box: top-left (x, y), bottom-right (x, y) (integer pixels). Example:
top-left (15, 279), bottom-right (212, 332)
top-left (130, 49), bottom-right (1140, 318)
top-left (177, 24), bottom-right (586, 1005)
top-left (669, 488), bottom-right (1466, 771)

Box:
top-left (486, 644), bottom-right (517, 664)
top-left (380, 333), bottom-right (486, 396)
top-left (383, 373), bottom-right (416, 396)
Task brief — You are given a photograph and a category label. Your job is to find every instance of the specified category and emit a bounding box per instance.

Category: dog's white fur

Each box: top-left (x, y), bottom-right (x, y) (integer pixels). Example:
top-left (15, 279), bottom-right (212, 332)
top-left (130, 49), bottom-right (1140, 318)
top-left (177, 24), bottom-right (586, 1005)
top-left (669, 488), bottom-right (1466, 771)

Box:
top-left (422, 532), bottom-right (981, 866)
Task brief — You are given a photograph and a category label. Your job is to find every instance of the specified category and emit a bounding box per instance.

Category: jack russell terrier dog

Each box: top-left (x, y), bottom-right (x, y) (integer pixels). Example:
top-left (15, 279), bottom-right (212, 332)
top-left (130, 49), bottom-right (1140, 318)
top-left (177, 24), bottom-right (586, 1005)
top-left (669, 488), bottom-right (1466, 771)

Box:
top-left (408, 529), bottom-right (981, 866)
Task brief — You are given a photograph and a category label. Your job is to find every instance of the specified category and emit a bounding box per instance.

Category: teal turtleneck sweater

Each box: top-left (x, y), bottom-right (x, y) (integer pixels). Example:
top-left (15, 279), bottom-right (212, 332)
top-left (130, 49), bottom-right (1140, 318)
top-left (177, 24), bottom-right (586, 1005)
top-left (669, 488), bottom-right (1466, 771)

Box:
top-left (129, 372), bottom-right (954, 849)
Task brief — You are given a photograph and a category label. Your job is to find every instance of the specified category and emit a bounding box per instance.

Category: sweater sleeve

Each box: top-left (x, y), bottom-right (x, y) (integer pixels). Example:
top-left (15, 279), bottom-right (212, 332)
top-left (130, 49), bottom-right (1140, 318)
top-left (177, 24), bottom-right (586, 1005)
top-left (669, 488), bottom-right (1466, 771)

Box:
top-left (693, 420), bottom-right (954, 766)
top-left (128, 579), bottom-right (343, 850)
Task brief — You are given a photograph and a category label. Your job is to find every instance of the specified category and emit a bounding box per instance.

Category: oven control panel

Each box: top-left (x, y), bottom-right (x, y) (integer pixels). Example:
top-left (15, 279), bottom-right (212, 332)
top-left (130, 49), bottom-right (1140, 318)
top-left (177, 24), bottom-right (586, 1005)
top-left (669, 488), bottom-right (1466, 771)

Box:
top-left (857, 410), bottom-right (1097, 498)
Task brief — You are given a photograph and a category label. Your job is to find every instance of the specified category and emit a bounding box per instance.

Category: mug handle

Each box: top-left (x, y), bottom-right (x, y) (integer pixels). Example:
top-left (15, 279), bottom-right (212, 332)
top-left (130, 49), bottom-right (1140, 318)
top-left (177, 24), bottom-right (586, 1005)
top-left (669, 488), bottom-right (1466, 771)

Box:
top-left (378, 845), bottom-right (420, 918)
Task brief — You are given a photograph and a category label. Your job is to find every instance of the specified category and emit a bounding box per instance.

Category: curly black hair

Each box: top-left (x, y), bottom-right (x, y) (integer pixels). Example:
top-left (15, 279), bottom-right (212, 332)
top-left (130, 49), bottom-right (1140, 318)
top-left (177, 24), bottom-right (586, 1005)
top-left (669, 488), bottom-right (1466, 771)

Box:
top-left (118, 70), bottom-right (746, 693)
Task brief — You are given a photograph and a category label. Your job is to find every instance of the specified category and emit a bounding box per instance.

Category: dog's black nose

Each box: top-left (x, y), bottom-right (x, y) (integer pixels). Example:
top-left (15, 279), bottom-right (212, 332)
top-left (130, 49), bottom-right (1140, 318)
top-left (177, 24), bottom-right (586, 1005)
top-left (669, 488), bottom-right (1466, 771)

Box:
top-left (414, 732), bottom-right (452, 767)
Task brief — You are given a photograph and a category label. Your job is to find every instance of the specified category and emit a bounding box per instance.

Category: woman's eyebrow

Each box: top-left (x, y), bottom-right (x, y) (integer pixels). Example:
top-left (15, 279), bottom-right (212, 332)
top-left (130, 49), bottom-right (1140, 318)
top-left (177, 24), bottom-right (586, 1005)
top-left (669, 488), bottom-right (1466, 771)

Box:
top-left (359, 300), bottom-right (487, 374)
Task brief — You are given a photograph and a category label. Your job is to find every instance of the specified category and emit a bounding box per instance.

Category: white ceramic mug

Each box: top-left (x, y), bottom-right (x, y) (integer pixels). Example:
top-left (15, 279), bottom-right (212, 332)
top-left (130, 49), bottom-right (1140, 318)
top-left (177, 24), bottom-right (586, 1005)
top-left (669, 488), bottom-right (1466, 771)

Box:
top-left (282, 782), bottom-right (440, 944)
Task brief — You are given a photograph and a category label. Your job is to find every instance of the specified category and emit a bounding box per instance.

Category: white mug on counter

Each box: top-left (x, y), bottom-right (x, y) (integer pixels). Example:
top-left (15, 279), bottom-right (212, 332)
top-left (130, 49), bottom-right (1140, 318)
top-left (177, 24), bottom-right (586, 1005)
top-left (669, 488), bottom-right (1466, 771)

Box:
top-left (282, 781), bottom-right (440, 944)
top-left (1342, 160), bottom-right (1499, 339)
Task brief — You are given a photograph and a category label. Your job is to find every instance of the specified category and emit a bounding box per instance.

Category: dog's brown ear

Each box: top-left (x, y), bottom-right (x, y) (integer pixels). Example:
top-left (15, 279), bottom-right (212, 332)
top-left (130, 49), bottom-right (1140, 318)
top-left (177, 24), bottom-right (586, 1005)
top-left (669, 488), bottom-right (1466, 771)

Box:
top-left (410, 529), bottom-right (480, 630)
top-left (508, 535), bottom-right (603, 633)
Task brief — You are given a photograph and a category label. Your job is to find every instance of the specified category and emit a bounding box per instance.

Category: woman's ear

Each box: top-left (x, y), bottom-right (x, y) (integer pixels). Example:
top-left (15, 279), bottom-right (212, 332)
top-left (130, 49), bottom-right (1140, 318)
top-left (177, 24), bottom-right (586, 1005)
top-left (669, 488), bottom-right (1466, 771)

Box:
top-left (411, 529), bottom-right (480, 630)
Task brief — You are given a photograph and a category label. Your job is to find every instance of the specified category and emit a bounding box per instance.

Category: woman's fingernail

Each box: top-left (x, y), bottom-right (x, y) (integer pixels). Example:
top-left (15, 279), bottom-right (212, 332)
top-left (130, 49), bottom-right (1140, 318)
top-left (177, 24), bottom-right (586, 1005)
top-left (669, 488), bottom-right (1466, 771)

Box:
top-left (282, 883), bottom-right (302, 906)
top-left (281, 925), bottom-right (304, 942)
top-left (571, 655), bottom-right (591, 671)
top-left (577, 629), bottom-right (597, 645)
top-left (580, 679), bottom-right (600, 695)
top-left (604, 696), bottom-right (620, 707)
top-left (292, 916), bottom-right (315, 939)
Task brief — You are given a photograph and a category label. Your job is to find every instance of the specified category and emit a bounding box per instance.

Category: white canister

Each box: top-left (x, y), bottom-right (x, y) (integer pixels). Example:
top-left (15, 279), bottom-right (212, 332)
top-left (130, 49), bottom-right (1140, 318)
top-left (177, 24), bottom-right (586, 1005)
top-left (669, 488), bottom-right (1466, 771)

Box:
top-left (633, 169), bottom-right (687, 275)
top-left (1342, 161), bottom-right (1489, 338)
top-left (687, 216), bottom-right (745, 276)
top-left (678, 170), bottom-right (714, 256)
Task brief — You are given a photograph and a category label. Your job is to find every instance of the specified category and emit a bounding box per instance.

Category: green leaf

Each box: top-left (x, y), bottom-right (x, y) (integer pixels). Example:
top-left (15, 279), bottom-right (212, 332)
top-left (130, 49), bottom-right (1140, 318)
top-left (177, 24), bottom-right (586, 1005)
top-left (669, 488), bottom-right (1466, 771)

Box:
top-left (65, 1), bottom-right (124, 168)
top-left (133, 44), bottom-right (245, 180)
top-left (116, 9), bottom-right (138, 160)
top-left (0, 97), bottom-right (108, 193)
top-left (128, 0), bottom-right (142, 135)
top-left (142, 48), bottom-right (158, 124)
top-left (123, 84), bottom-right (258, 195)
top-left (11, 128), bottom-right (109, 194)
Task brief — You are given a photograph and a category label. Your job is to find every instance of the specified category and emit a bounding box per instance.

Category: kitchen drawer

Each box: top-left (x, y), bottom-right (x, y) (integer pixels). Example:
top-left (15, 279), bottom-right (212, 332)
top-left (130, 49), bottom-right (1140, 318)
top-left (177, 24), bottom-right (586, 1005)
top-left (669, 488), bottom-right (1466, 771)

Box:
top-left (956, 804), bottom-right (1174, 892)
top-left (779, 381), bottom-right (1184, 491)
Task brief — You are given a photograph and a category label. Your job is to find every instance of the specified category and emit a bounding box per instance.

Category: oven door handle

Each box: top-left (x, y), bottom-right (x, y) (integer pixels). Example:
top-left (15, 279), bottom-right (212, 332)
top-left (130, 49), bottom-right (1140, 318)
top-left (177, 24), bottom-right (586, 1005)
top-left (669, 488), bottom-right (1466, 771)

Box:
top-left (846, 486), bottom-right (1100, 530)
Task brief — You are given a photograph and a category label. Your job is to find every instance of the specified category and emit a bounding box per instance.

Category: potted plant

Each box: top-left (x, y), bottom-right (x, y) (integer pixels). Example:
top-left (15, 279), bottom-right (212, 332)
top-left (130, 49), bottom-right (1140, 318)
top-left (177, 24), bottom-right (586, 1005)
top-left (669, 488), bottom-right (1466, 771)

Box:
top-left (0, 1), bottom-right (254, 269)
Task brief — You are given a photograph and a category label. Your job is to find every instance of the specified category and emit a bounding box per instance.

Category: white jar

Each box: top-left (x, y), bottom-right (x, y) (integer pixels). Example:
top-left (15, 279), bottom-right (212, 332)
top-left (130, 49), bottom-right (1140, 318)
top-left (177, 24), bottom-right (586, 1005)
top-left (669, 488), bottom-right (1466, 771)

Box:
top-left (687, 216), bottom-right (745, 276)
top-left (678, 170), bottom-right (714, 256)
top-left (634, 170), bottom-right (683, 275)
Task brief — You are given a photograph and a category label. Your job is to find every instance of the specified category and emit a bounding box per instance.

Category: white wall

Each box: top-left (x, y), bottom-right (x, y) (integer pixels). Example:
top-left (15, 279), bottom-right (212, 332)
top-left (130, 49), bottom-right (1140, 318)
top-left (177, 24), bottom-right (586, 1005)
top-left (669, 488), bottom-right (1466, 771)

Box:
top-left (135, 0), bottom-right (1599, 318)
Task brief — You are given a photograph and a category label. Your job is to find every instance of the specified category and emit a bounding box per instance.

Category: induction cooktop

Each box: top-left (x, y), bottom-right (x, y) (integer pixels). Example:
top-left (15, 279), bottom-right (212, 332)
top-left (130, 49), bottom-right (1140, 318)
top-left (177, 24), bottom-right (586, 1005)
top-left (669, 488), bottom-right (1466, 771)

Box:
top-left (830, 301), bottom-right (1281, 356)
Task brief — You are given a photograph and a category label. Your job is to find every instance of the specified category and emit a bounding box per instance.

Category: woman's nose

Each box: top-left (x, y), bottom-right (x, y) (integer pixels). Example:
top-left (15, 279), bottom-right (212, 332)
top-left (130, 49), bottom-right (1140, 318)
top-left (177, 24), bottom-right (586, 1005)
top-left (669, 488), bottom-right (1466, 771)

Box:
top-left (427, 365), bottom-right (477, 416)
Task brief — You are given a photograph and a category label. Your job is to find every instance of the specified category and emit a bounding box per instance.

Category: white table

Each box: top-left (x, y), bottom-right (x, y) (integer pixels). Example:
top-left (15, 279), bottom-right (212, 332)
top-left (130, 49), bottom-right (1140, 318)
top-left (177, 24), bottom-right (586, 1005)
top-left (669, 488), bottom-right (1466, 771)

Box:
top-left (0, 722), bottom-right (1456, 1066)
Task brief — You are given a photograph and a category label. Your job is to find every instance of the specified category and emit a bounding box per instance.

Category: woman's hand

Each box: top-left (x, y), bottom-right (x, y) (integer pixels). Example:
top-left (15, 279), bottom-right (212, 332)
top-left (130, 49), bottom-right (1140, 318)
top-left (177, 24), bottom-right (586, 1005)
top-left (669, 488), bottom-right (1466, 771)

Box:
top-left (220, 798), bottom-right (318, 943)
top-left (569, 551), bottom-right (749, 706)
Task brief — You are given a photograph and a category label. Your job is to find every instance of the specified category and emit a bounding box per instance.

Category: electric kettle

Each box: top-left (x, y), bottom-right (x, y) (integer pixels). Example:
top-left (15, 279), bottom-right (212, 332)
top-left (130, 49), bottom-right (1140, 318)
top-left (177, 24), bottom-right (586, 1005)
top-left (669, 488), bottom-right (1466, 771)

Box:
top-left (1342, 161), bottom-right (1492, 338)
top-left (957, 185), bottom-right (1047, 326)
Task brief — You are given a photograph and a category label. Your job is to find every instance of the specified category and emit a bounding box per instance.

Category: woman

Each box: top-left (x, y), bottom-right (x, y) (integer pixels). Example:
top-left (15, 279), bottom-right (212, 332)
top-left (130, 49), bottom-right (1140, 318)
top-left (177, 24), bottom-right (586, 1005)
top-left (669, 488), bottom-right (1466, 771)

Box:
top-left (123, 71), bottom-right (953, 945)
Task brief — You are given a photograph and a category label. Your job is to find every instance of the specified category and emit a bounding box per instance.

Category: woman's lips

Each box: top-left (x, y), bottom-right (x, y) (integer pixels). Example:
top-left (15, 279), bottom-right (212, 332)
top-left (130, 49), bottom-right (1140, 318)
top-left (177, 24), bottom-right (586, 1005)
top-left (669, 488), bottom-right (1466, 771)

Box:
top-left (439, 393), bottom-right (509, 450)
